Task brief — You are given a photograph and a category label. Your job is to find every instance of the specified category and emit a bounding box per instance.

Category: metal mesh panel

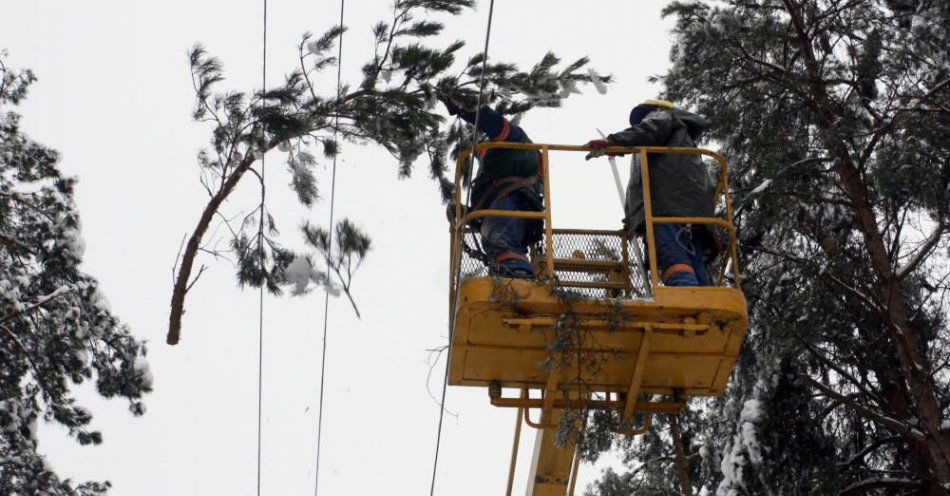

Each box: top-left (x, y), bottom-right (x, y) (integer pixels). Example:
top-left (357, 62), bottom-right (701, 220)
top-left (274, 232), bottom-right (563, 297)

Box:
top-left (539, 230), bottom-right (623, 300)
top-left (459, 228), bottom-right (489, 279)
top-left (457, 227), bottom-right (652, 301)
top-left (625, 236), bottom-right (652, 297)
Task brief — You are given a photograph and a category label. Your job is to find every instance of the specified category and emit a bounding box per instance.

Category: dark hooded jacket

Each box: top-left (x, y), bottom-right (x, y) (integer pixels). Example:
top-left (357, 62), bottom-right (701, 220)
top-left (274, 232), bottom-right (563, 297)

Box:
top-left (454, 105), bottom-right (540, 208)
top-left (607, 108), bottom-right (714, 235)
top-left (451, 104), bottom-right (544, 244)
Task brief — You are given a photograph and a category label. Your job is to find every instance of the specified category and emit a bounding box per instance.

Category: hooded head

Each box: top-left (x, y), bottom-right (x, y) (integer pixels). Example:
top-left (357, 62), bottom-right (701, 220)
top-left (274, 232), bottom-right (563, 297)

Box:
top-left (629, 99), bottom-right (675, 126)
top-left (630, 99), bottom-right (709, 140)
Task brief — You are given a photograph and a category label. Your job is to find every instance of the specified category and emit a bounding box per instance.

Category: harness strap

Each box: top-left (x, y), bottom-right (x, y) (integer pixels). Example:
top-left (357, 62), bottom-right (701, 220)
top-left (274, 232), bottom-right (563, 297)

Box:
top-left (476, 120), bottom-right (512, 159)
top-left (471, 175), bottom-right (538, 212)
top-left (493, 119), bottom-right (511, 142)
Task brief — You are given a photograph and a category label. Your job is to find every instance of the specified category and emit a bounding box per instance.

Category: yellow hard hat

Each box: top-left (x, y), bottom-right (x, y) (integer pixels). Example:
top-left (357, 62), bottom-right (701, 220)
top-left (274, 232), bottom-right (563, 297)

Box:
top-left (630, 99), bottom-right (675, 125)
top-left (642, 99), bottom-right (675, 109)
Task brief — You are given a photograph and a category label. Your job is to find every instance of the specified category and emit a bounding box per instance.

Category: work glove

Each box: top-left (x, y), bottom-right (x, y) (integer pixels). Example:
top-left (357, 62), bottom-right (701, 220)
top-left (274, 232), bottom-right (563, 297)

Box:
top-left (438, 95), bottom-right (460, 116)
top-left (585, 138), bottom-right (612, 160)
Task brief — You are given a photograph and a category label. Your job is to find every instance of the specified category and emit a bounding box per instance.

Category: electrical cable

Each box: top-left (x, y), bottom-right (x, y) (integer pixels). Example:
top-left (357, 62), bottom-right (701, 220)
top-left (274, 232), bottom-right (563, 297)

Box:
top-left (313, 1), bottom-right (345, 494)
top-left (256, 1), bottom-right (268, 495)
top-left (428, 2), bottom-right (496, 495)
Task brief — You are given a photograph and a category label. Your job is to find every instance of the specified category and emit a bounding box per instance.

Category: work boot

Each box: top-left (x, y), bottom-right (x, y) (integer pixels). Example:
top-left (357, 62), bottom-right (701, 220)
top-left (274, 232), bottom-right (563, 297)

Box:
top-left (491, 262), bottom-right (535, 279)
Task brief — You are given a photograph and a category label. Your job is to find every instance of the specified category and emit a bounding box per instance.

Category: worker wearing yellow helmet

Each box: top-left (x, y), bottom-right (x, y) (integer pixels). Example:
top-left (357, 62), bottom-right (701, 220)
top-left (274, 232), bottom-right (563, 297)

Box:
top-left (586, 99), bottom-right (717, 286)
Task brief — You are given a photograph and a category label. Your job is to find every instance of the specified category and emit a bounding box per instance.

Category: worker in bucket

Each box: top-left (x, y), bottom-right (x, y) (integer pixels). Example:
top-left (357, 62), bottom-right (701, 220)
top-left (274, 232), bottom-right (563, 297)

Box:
top-left (440, 95), bottom-right (543, 278)
top-left (586, 99), bottom-right (716, 286)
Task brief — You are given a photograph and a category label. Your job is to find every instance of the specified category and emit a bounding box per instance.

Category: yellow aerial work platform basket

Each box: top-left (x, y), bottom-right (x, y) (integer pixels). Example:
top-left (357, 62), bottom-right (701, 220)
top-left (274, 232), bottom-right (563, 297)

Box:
top-left (447, 143), bottom-right (747, 495)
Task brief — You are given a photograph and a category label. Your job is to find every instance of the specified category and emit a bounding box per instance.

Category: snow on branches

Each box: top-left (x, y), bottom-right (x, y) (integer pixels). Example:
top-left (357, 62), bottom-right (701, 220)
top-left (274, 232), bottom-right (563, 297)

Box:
top-left (168, 0), bottom-right (609, 344)
top-left (1, 55), bottom-right (151, 495)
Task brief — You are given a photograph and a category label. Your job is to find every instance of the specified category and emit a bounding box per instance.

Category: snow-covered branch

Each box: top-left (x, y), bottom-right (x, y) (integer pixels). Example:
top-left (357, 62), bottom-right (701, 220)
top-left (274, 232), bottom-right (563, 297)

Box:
top-left (0, 285), bottom-right (74, 324)
top-left (2, 55), bottom-right (151, 493)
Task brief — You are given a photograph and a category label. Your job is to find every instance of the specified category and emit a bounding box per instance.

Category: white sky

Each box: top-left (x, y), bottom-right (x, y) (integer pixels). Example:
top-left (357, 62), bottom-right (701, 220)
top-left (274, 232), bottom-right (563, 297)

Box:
top-left (2, 1), bottom-right (675, 494)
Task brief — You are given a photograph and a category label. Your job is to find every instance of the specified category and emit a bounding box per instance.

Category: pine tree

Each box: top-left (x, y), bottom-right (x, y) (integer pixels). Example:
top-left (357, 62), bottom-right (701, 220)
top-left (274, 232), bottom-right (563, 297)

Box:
top-left (0, 54), bottom-right (152, 495)
top-left (583, 410), bottom-right (705, 496)
top-left (588, 1), bottom-right (950, 494)
top-left (168, 0), bottom-right (610, 344)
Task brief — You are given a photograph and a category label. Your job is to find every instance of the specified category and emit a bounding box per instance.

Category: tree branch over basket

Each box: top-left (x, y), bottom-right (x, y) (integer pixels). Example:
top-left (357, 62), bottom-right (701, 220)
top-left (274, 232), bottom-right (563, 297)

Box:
top-left (167, 0), bottom-right (611, 344)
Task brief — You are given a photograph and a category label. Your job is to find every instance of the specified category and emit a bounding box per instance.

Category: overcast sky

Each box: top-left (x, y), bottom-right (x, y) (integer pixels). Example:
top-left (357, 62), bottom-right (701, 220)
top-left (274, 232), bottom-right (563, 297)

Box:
top-left (2, 1), bottom-right (676, 494)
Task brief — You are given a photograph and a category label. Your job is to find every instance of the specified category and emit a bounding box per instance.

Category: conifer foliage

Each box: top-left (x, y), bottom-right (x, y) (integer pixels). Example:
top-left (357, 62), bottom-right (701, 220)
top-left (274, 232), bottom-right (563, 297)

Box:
top-left (589, 1), bottom-right (950, 494)
top-left (584, 410), bottom-right (705, 496)
top-left (0, 54), bottom-right (152, 495)
top-left (168, 0), bottom-right (608, 344)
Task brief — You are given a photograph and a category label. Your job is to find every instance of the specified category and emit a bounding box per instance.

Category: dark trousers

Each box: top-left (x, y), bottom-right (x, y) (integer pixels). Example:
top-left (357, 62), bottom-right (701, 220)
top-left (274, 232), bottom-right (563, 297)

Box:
top-left (480, 194), bottom-right (535, 274)
top-left (654, 224), bottom-right (709, 286)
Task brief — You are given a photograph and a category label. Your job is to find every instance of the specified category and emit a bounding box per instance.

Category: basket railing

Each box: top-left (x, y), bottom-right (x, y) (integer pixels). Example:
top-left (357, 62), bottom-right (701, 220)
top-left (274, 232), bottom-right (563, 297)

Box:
top-left (449, 143), bottom-right (741, 309)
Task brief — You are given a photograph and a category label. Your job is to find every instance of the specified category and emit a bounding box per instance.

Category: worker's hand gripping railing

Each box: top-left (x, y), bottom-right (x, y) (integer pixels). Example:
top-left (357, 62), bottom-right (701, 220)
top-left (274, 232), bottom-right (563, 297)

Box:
top-left (448, 142), bottom-right (741, 308)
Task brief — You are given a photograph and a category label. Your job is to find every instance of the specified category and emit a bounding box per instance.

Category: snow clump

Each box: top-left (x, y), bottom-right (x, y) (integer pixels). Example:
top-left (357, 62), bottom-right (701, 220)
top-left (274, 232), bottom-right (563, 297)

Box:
top-left (739, 399), bottom-right (764, 464)
top-left (62, 227), bottom-right (86, 259)
top-left (285, 256), bottom-right (316, 295)
top-left (134, 355), bottom-right (154, 389)
top-left (559, 78), bottom-right (582, 98)
top-left (750, 179), bottom-right (772, 196)
top-left (587, 68), bottom-right (609, 95)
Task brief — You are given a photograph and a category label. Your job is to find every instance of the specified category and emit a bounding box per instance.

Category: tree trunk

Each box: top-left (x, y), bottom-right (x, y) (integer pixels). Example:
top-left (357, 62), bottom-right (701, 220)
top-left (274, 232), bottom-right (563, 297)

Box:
top-left (670, 413), bottom-right (691, 496)
top-left (780, 1), bottom-right (950, 490)
top-left (167, 138), bottom-right (275, 345)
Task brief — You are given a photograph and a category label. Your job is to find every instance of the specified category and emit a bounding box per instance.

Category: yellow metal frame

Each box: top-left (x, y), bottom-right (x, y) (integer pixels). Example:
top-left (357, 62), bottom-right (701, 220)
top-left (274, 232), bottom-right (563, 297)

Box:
top-left (447, 143), bottom-right (746, 393)
top-left (447, 143), bottom-right (747, 496)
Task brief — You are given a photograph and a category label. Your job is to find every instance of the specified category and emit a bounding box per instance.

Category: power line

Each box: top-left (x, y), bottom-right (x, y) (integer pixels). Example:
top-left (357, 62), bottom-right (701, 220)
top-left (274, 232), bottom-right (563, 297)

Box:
top-left (428, 2), bottom-right (497, 495)
top-left (314, 1), bottom-right (345, 495)
top-left (256, 1), bottom-right (268, 495)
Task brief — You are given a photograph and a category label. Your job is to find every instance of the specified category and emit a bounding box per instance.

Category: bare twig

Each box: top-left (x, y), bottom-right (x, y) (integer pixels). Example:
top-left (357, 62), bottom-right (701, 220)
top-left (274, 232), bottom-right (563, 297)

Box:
top-left (425, 344), bottom-right (459, 417)
top-left (185, 265), bottom-right (208, 293)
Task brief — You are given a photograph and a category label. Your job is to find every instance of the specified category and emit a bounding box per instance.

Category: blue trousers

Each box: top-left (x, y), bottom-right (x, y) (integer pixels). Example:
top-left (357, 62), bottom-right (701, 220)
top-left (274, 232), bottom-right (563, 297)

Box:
top-left (654, 224), bottom-right (709, 286)
top-left (480, 194), bottom-right (535, 274)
